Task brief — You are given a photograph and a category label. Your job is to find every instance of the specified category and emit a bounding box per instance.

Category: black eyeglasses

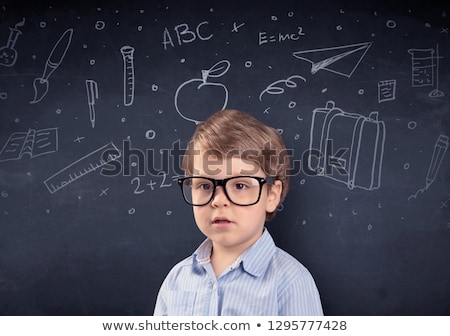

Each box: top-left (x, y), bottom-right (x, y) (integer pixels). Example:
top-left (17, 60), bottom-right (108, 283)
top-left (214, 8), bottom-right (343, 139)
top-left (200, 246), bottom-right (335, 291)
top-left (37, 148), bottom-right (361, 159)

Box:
top-left (178, 176), bottom-right (275, 206)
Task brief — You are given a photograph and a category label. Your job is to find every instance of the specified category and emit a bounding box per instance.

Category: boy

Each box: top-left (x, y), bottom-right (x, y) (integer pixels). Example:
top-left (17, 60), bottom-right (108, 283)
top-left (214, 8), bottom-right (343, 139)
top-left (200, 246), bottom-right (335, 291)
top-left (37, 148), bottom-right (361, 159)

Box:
top-left (154, 109), bottom-right (323, 315)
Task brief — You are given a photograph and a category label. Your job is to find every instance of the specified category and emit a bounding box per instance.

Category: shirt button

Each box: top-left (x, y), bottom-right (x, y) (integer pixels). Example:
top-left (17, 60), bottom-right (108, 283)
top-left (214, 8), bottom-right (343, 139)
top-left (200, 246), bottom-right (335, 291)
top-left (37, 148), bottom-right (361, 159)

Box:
top-left (212, 284), bottom-right (217, 290)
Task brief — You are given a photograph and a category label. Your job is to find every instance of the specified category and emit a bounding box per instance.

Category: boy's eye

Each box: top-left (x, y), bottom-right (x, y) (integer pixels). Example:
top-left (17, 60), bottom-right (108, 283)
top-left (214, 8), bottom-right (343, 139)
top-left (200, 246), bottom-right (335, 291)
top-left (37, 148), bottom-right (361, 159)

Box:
top-left (230, 181), bottom-right (249, 191)
top-left (194, 181), bottom-right (213, 191)
top-left (234, 183), bottom-right (247, 190)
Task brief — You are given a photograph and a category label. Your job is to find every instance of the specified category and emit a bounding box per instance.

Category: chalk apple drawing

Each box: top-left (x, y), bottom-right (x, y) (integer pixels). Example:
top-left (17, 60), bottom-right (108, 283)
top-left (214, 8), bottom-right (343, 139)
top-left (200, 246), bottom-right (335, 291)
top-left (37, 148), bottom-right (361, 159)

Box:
top-left (175, 60), bottom-right (230, 124)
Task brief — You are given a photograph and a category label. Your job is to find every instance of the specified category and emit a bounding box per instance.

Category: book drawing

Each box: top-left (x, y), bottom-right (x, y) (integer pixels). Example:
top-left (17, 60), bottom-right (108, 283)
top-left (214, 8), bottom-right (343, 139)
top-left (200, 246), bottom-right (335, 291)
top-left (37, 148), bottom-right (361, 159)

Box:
top-left (0, 127), bottom-right (58, 162)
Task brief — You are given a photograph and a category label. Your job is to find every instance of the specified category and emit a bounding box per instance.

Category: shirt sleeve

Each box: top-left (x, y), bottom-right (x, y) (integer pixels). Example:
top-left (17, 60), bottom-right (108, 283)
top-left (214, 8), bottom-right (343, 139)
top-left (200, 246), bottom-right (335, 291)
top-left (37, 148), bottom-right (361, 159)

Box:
top-left (278, 270), bottom-right (324, 316)
top-left (153, 277), bottom-right (168, 316)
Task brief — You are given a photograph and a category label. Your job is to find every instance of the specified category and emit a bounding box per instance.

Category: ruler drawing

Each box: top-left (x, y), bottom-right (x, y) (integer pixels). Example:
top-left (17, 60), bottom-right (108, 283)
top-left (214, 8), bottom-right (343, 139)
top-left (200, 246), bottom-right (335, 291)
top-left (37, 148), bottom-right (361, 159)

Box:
top-left (44, 141), bottom-right (121, 194)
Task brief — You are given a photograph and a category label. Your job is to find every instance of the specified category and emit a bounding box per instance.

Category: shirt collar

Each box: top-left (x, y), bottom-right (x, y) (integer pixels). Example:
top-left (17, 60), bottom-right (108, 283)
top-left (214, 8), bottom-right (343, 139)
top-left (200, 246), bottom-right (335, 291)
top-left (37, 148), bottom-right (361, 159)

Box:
top-left (192, 228), bottom-right (277, 277)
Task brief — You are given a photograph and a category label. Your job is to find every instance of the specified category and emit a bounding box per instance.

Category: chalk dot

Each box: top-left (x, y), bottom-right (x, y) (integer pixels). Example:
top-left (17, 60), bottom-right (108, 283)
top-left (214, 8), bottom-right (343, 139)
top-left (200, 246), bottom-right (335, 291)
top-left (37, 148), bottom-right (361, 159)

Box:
top-left (158, 110), bottom-right (163, 114)
top-left (336, 25), bottom-right (343, 30)
top-left (368, 224), bottom-right (373, 230)
top-left (321, 88), bottom-right (328, 93)
top-left (277, 204), bottom-right (284, 211)
top-left (358, 89), bottom-right (364, 95)
top-left (288, 11), bottom-right (294, 17)
top-left (1, 191), bottom-right (8, 198)
top-left (83, 44), bottom-right (88, 49)
top-left (46, 209), bottom-right (50, 214)
top-left (447, 223), bottom-right (450, 228)
top-left (90, 59), bottom-right (95, 65)
top-left (14, 118), bottom-right (20, 123)
top-left (302, 220), bottom-right (307, 225)
top-left (131, 162), bottom-right (137, 167)
top-left (404, 163), bottom-right (410, 170)
top-left (329, 212), bottom-right (333, 218)
top-left (56, 109), bottom-right (62, 114)
top-left (277, 129), bottom-right (283, 134)
top-left (425, 23), bottom-right (431, 28)
top-left (300, 179), bottom-right (306, 185)
top-left (288, 101), bottom-right (296, 108)
top-left (271, 16), bottom-right (278, 21)
top-left (245, 60), bottom-right (252, 68)
top-left (128, 208), bottom-right (135, 215)
top-left (121, 117), bottom-right (126, 122)
top-left (352, 210), bottom-right (358, 215)
top-left (40, 22), bottom-right (47, 28)
top-left (386, 20), bottom-right (396, 28)
top-left (166, 210), bottom-right (172, 216)
top-left (151, 84), bottom-right (158, 91)
top-left (180, 58), bottom-right (185, 63)
top-left (145, 130), bottom-right (156, 139)
top-left (137, 25), bottom-right (143, 31)
top-left (95, 21), bottom-right (105, 30)
top-left (294, 134), bottom-right (300, 140)
top-left (0, 92), bottom-right (7, 99)
top-left (408, 121), bottom-right (417, 129)
top-left (140, 9), bottom-right (144, 13)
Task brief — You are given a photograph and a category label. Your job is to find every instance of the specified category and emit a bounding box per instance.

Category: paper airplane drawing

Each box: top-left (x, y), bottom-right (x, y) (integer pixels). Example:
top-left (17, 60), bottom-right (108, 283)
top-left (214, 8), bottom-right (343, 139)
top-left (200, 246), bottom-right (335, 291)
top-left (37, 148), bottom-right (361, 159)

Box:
top-left (293, 41), bottom-right (372, 78)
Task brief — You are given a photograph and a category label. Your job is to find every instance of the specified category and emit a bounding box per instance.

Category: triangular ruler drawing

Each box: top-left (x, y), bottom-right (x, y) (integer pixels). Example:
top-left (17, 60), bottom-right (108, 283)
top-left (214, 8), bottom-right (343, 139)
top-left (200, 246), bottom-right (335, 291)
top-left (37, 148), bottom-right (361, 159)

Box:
top-left (293, 41), bottom-right (373, 78)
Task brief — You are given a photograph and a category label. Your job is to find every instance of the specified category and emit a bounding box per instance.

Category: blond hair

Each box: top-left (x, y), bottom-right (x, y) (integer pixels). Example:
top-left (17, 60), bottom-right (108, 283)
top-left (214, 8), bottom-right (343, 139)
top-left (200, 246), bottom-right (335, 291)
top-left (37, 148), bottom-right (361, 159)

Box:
top-left (182, 109), bottom-right (290, 221)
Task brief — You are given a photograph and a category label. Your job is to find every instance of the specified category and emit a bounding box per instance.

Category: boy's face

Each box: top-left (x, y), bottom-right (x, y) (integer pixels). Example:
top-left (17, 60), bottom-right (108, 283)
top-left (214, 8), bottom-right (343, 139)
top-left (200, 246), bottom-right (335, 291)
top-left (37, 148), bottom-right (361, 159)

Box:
top-left (192, 147), bottom-right (282, 254)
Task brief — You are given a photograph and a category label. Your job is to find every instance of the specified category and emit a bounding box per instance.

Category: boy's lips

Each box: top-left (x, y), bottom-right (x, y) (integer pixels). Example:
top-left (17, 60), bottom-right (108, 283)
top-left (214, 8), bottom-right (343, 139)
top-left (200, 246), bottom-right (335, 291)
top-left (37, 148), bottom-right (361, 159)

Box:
top-left (212, 216), bottom-right (233, 225)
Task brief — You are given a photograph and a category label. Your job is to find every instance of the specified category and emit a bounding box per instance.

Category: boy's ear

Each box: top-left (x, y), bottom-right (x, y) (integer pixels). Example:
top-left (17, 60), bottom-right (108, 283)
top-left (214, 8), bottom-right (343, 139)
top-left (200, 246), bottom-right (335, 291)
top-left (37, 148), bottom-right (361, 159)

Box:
top-left (266, 180), bottom-right (282, 213)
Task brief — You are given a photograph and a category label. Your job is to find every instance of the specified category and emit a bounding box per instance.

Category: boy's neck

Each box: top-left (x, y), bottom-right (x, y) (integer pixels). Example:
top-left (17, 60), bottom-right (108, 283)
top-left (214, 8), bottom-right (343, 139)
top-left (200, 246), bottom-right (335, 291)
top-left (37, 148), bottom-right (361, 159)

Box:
top-left (209, 230), bottom-right (264, 277)
top-left (210, 245), bottom-right (242, 277)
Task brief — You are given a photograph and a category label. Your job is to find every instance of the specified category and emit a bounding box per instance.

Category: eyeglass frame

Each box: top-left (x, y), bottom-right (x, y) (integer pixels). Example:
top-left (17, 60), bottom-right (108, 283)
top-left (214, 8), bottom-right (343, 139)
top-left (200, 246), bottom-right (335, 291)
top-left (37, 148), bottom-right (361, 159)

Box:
top-left (177, 175), bottom-right (275, 206)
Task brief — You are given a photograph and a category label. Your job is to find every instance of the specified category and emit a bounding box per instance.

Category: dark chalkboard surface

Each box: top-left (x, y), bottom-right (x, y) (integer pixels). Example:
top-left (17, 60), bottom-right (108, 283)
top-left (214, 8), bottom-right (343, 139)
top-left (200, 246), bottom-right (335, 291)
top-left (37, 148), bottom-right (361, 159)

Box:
top-left (0, 0), bottom-right (449, 315)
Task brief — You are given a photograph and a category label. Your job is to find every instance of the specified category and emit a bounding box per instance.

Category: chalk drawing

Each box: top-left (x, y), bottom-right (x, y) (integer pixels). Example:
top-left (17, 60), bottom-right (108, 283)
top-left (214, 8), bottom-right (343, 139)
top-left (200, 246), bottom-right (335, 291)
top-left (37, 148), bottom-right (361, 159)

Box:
top-left (175, 60), bottom-right (230, 124)
top-left (259, 75), bottom-right (306, 101)
top-left (120, 46), bottom-right (135, 106)
top-left (408, 135), bottom-right (449, 201)
top-left (0, 128), bottom-right (58, 162)
top-left (293, 41), bottom-right (372, 78)
top-left (44, 142), bottom-right (121, 194)
top-left (30, 28), bottom-right (74, 104)
top-left (0, 18), bottom-right (25, 67)
top-left (308, 100), bottom-right (385, 191)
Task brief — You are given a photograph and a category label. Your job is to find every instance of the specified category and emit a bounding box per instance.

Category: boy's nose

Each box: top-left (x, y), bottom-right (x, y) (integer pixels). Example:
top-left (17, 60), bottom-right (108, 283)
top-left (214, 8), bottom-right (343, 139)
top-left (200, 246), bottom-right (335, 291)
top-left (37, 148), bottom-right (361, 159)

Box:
top-left (211, 186), bottom-right (230, 207)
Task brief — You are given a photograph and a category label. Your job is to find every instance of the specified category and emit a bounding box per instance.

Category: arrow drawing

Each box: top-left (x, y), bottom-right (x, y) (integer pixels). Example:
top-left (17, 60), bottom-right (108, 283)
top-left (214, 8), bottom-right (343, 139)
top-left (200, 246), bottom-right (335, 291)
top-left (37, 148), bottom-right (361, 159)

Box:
top-left (293, 41), bottom-right (372, 78)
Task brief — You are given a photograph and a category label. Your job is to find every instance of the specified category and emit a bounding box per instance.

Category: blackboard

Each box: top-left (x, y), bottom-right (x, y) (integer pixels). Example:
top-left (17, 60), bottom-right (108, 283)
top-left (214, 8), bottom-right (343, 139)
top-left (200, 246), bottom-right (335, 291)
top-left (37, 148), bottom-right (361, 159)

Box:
top-left (0, 0), bottom-right (449, 315)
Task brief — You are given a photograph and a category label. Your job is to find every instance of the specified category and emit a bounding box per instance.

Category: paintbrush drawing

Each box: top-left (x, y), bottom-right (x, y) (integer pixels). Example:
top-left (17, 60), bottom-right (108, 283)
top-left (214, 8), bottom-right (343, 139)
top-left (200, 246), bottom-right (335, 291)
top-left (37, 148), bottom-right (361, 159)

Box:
top-left (30, 28), bottom-right (73, 104)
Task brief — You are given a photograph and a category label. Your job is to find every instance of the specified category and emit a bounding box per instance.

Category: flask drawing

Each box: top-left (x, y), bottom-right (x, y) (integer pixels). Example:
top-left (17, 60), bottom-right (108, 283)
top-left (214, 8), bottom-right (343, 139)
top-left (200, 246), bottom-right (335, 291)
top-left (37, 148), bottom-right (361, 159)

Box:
top-left (120, 46), bottom-right (135, 106)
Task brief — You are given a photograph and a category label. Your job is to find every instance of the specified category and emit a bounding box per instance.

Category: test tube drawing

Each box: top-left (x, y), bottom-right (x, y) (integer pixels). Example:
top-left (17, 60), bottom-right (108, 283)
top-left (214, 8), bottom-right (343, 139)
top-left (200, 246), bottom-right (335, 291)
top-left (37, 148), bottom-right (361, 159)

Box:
top-left (120, 46), bottom-right (135, 106)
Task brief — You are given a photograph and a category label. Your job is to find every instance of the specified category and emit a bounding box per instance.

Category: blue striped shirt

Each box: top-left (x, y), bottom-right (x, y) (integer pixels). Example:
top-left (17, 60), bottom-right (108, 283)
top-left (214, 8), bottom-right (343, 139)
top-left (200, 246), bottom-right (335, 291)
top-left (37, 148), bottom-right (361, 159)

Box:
top-left (154, 229), bottom-right (323, 316)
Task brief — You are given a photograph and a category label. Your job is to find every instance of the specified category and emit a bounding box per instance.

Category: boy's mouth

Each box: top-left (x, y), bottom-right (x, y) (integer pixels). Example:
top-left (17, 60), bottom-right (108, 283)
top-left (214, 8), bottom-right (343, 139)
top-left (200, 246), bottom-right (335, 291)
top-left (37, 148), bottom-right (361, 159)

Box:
top-left (212, 217), bottom-right (232, 224)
